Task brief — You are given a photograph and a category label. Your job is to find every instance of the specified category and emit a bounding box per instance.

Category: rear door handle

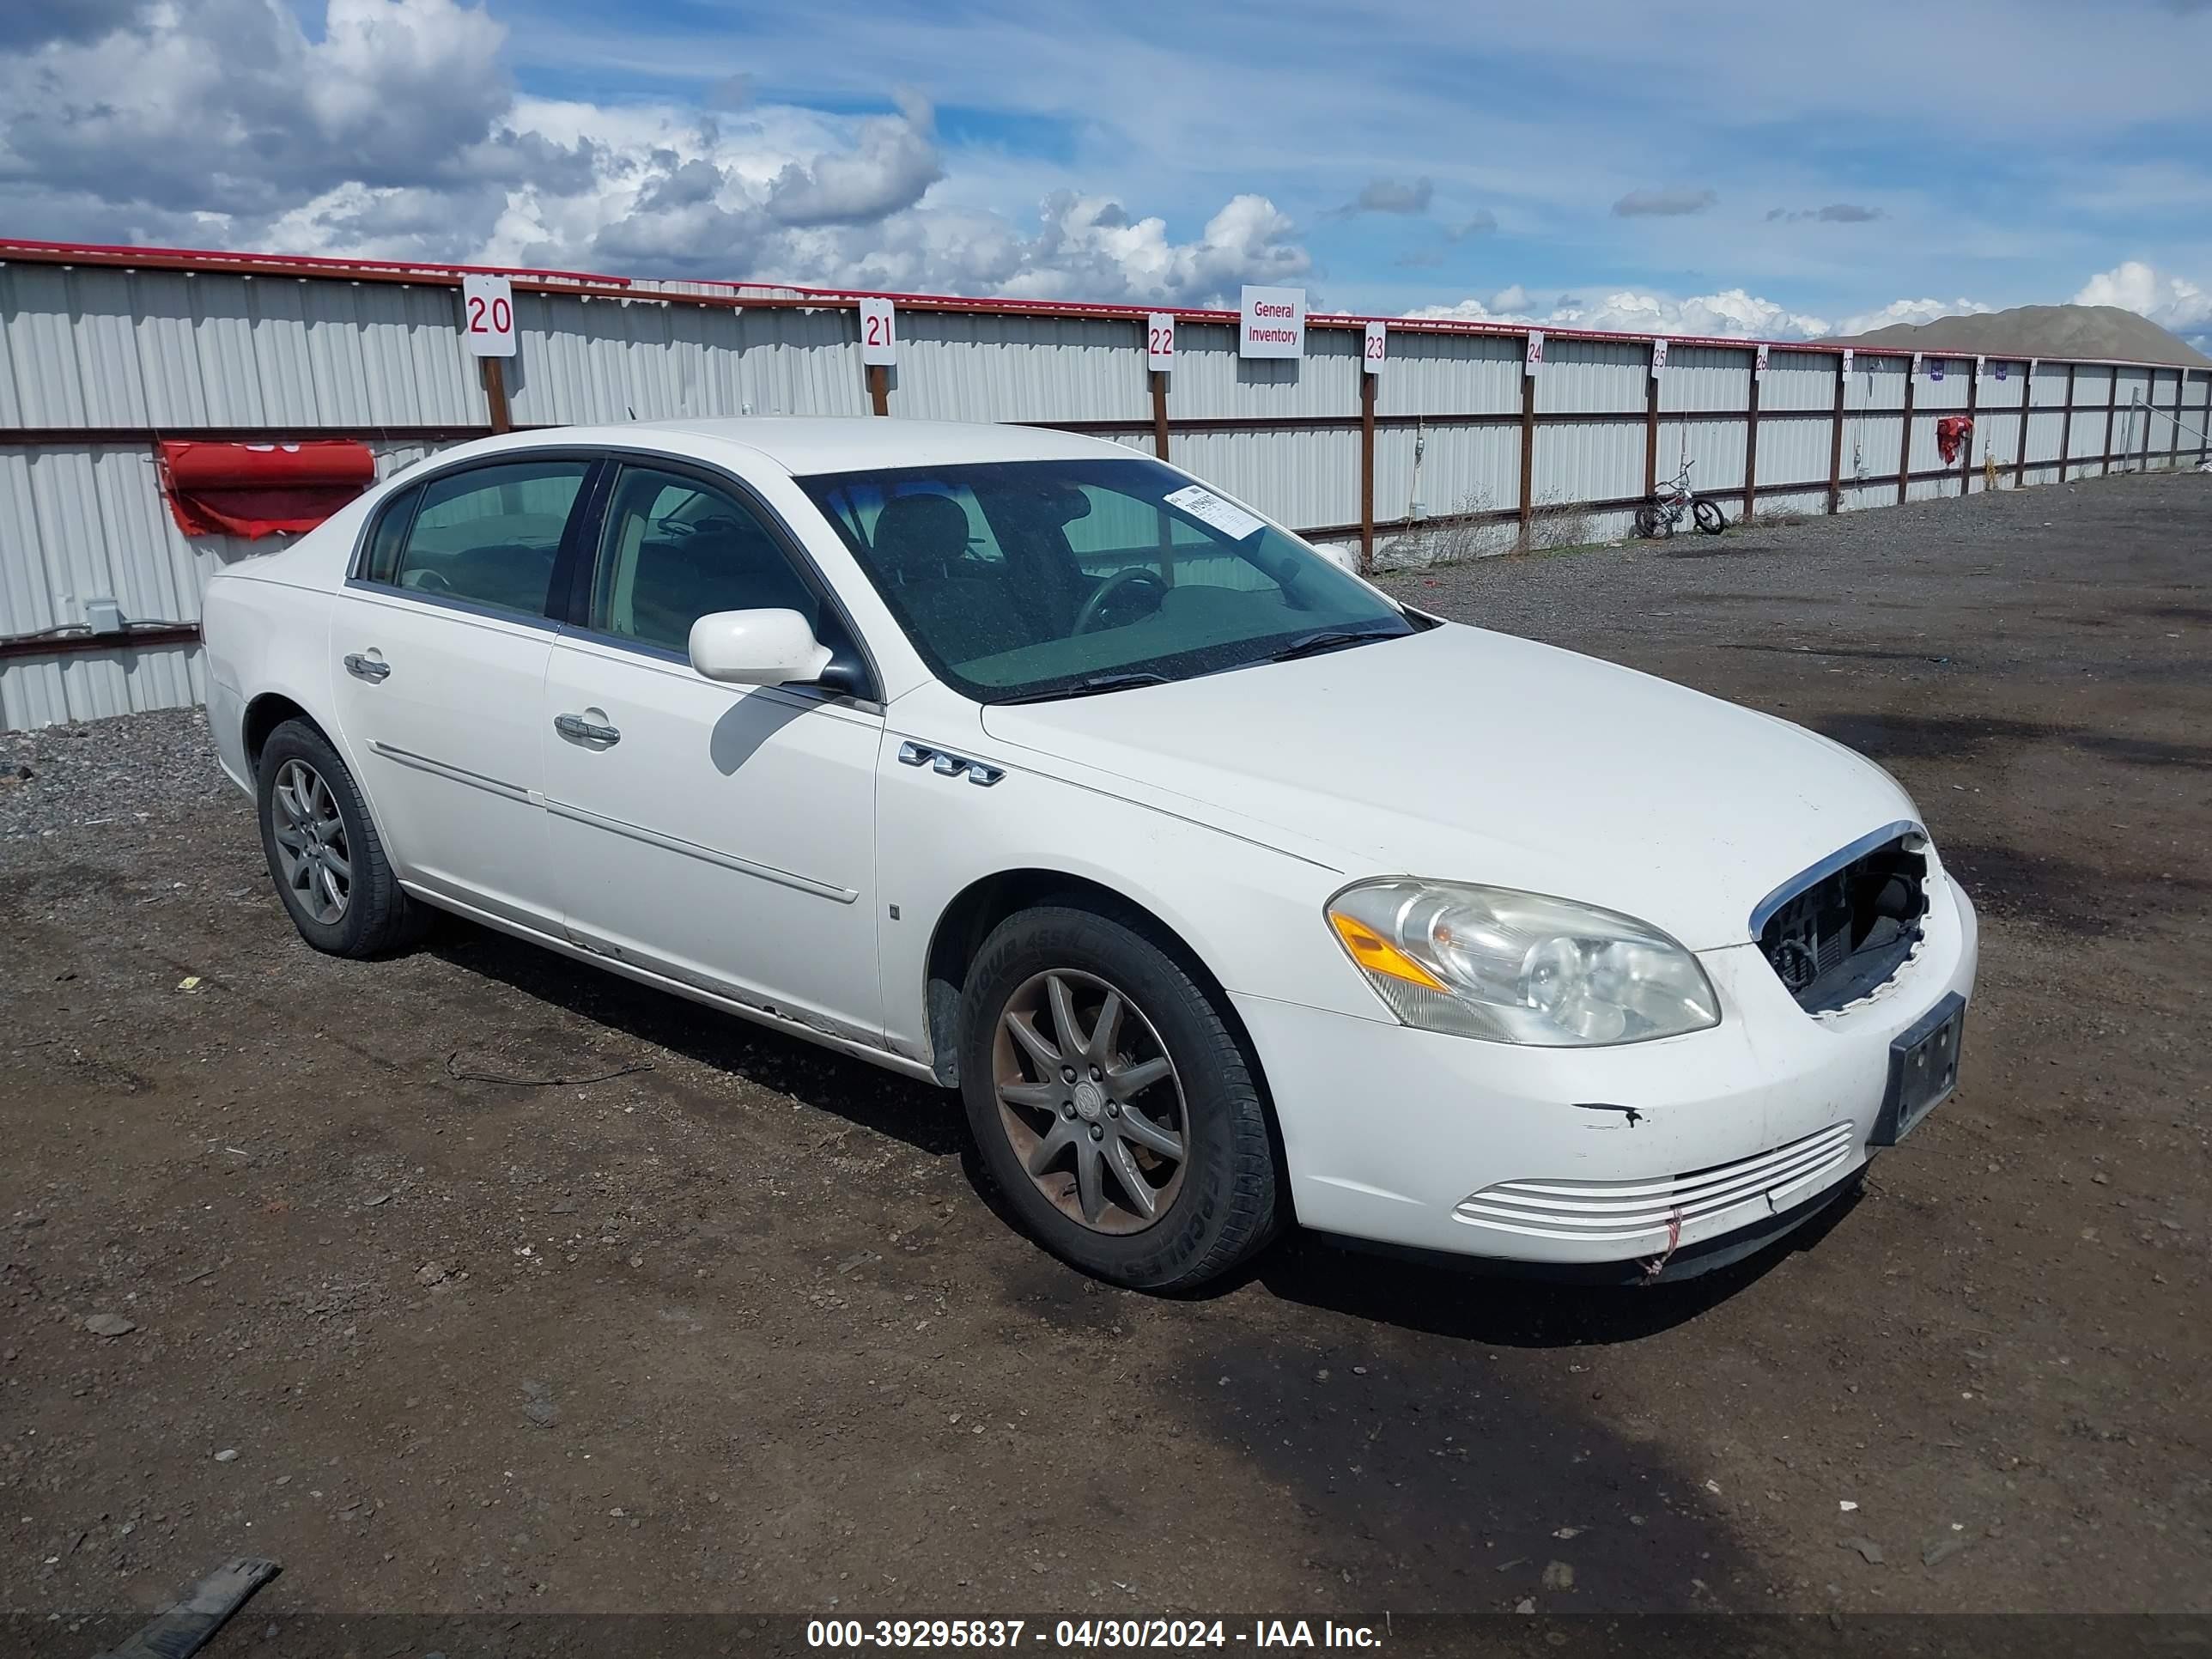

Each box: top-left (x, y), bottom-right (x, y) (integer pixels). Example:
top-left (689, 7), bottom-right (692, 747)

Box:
top-left (343, 653), bottom-right (390, 683)
top-left (554, 713), bottom-right (622, 746)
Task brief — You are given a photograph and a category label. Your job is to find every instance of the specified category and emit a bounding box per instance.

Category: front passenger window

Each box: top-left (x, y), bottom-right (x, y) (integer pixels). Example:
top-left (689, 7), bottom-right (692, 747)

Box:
top-left (590, 466), bottom-right (822, 655)
top-left (389, 460), bottom-right (590, 618)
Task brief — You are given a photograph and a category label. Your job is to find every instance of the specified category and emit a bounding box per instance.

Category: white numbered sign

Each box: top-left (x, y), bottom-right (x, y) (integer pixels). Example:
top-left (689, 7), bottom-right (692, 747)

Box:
top-left (459, 274), bottom-right (516, 358)
top-left (1525, 330), bottom-right (1545, 374)
top-left (1146, 313), bottom-right (1175, 371)
top-left (859, 297), bottom-right (897, 366)
top-left (1650, 337), bottom-right (1668, 377)
top-left (1364, 321), bottom-right (1387, 374)
top-left (1754, 343), bottom-right (1769, 381)
top-left (1840, 349), bottom-right (1853, 378)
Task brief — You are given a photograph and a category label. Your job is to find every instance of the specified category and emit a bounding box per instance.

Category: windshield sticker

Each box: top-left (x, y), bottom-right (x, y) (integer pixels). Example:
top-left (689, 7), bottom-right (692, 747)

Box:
top-left (1164, 483), bottom-right (1267, 542)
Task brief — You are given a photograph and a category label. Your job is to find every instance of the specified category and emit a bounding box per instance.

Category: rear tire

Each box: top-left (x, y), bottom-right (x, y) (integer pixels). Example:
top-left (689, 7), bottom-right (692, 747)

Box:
top-left (256, 718), bottom-right (425, 957)
top-left (1693, 498), bottom-right (1727, 535)
top-left (1634, 502), bottom-right (1672, 540)
top-left (957, 903), bottom-right (1279, 1291)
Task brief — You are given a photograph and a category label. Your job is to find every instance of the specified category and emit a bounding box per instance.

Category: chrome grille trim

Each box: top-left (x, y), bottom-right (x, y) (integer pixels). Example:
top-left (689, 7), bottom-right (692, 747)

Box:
top-left (1453, 1121), bottom-right (1858, 1243)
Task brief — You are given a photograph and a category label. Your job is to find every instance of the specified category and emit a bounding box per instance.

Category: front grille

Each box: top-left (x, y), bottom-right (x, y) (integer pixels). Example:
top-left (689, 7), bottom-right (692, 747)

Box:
top-left (1454, 1121), bottom-right (1858, 1243)
top-left (1758, 833), bottom-right (1928, 1012)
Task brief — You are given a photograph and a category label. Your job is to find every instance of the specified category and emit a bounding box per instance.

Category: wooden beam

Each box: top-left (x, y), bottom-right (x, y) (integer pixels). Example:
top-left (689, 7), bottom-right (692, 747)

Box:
top-left (2058, 363), bottom-right (2076, 480)
top-left (2014, 362), bottom-right (2033, 487)
top-left (1742, 359), bottom-right (1760, 522)
top-left (1150, 370), bottom-right (1171, 460)
top-left (1518, 347), bottom-right (1537, 544)
top-left (1644, 359), bottom-right (1662, 497)
top-left (1358, 370), bottom-right (1376, 576)
top-left (480, 356), bottom-right (512, 434)
top-left (1960, 358), bottom-right (1979, 495)
top-left (2102, 371), bottom-right (2119, 476)
top-left (1897, 362), bottom-right (1917, 503)
top-left (2168, 368), bottom-right (2185, 471)
top-left (867, 363), bottom-right (890, 416)
top-left (1827, 354), bottom-right (1846, 514)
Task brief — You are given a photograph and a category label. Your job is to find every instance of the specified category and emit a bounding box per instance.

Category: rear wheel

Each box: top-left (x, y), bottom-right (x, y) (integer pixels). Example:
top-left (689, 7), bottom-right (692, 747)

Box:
top-left (256, 719), bottom-right (424, 957)
top-left (1634, 501), bottom-right (1674, 539)
top-left (958, 904), bottom-right (1279, 1290)
top-left (1693, 498), bottom-right (1727, 535)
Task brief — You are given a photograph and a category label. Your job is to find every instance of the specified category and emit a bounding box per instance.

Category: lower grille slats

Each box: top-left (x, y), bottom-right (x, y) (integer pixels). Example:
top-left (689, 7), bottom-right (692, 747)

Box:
top-left (1455, 1121), bottom-right (1857, 1241)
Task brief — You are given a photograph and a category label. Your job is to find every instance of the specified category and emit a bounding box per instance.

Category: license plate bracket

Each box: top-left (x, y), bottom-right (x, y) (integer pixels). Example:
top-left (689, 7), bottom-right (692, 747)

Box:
top-left (1873, 993), bottom-right (1966, 1146)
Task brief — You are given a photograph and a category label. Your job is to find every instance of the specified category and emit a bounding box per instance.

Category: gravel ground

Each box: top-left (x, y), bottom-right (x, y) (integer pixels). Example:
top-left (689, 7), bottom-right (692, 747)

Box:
top-left (0, 708), bottom-right (229, 843)
top-left (1, 468), bottom-right (2208, 1650)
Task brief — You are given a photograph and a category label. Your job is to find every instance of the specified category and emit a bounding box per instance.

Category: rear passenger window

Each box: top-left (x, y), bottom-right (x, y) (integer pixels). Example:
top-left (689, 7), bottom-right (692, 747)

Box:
top-left (389, 461), bottom-right (590, 618)
top-left (361, 484), bottom-right (419, 585)
top-left (590, 466), bottom-right (822, 654)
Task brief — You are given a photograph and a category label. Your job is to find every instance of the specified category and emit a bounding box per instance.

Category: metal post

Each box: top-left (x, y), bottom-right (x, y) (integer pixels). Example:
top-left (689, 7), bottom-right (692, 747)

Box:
top-left (481, 357), bottom-right (512, 434)
top-left (1742, 360), bottom-right (1760, 522)
top-left (2168, 369), bottom-right (2185, 471)
top-left (1827, 355), bottom-right (1846, 514)
top-left (2199, 369), bottom-right (2211, 465)
top-left (1358, 371), bottom-right (1376, 576)
top-left (2058, 363), bottom-right (2076, 481)
top-left (2014, 362), bottom-right (2032, 488)
top-left (1150, 370), bottom-right (1171, 462)
top-left (867, 363), bottom-right (890, 417)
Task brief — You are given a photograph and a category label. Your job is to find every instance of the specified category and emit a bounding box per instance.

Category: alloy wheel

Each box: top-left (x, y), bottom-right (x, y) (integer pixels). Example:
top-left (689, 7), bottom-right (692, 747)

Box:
top-left (270, 758), bottom-right (351, 925)
top-left (992, 968), bottom-right (1189, 1235)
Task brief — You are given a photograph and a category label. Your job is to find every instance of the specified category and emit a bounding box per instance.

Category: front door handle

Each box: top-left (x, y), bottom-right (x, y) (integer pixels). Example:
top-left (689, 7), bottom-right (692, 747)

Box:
top-left (554, 713), bottom-right (622, 746)
top-left (343, 653), bottom-right (391, 683)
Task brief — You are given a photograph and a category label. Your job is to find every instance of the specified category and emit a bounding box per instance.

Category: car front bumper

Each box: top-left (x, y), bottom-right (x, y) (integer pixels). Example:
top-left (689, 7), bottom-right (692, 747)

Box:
top-left (1233, 875), bottom-right (1978, 1271)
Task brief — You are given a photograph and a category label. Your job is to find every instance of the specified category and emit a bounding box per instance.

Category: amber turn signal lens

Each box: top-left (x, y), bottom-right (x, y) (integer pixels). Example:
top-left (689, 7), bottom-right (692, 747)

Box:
top-left (1328, 910), bottom-right (1449, 991)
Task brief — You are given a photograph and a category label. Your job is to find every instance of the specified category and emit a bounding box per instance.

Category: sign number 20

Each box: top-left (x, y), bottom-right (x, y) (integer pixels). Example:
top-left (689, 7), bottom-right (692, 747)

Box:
top-left (459, 274), bottom-right (516, 357)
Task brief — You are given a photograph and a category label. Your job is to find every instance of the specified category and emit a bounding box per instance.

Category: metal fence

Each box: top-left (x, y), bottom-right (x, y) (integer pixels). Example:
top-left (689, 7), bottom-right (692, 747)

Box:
top-left (4, 237), bottom-right (2208, 730)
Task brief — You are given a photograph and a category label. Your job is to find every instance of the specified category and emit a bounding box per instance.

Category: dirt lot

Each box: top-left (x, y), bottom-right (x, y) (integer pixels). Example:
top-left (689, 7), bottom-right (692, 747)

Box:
top-left (3, 470), bottom-right (2208, 1643)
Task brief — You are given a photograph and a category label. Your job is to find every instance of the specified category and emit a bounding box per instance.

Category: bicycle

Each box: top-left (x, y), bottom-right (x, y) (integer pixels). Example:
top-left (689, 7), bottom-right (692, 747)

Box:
top-left (1635, 459), bottom-right (1727, 539)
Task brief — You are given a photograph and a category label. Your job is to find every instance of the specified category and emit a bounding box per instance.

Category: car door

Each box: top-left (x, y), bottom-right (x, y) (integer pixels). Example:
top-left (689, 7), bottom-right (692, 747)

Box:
top-left (330, 454), bottom-right (596, 933)
top-left (540, 457), bottom-right (888, 1047)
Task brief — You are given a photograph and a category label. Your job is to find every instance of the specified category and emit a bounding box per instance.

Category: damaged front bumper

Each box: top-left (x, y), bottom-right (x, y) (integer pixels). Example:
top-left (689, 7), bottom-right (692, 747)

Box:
top-left (1232, 877), bottom-right (1978, 1274)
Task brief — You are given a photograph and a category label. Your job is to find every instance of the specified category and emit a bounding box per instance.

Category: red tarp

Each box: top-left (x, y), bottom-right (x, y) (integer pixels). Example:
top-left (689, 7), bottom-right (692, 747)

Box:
top-left (1935, 416), bottom-right (1975, 466)
top-left (157, 440), bottom-right (376, 538)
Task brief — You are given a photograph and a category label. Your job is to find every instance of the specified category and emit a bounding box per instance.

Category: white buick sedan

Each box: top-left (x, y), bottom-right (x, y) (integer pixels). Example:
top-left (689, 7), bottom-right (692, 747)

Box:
top-left (204, 418), bottom-right (1976, 1291)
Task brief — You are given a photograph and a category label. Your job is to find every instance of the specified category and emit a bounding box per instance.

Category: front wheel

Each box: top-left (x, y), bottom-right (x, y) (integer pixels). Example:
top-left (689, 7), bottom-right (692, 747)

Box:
top-left (1692, 498), bottom-right (1727, 535)
top-left (957, 904), bottom-right (1279, 1291)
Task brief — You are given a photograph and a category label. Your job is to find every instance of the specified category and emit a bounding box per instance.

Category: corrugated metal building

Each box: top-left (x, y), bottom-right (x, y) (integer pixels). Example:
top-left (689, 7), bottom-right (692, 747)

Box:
top-left (4, 238), bottom-right (2208, 730)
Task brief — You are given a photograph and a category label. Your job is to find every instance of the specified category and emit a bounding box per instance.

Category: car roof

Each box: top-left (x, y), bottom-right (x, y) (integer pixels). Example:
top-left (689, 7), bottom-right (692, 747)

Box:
top-left (539, 416), bottom-right (1135, 477)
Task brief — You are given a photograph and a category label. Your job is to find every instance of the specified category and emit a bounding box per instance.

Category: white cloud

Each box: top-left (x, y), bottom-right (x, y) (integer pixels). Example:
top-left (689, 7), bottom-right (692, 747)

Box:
top-left (2073, 261), bottom-right (2212, 336)
top-left (1830, 297), bottom-right (1993, 335)
top-left (1407, 286), bottom-right (1832, 340)
top-left (0, 0), bottom-right (1310, 306)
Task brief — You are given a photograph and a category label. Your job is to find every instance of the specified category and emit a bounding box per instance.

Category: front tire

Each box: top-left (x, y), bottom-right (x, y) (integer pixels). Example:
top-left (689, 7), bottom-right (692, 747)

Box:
top-left (1693, 498), bottom-right (1727, 534)
top-left (957, 904), bottom-right (1279, 1291)
top-left (256, 718), bottom-right (423, 957)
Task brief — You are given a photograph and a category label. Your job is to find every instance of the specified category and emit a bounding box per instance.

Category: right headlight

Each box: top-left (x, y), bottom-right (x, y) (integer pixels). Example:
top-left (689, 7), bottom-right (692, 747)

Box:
top-left (1326, 878), bottom-right (1721, 1047)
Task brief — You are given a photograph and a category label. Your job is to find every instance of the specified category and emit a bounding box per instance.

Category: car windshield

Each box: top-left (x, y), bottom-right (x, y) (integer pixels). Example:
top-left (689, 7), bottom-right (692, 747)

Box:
top-left (796, 457), bottom-right (1418, 703)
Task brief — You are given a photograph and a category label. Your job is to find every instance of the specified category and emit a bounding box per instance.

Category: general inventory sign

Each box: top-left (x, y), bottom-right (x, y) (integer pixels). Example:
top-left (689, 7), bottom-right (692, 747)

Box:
top-left (1238, 286), bottom-right (1305, 359)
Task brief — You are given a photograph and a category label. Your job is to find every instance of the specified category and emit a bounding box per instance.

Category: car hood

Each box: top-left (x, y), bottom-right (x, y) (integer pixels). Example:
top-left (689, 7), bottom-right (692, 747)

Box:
top-left (978, 623), bottom-right (1917, 952)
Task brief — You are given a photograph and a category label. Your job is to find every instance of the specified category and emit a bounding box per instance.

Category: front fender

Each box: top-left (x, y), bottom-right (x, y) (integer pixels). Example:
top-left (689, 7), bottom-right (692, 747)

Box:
top-left (875, 694), bottom-right (1391, 1073)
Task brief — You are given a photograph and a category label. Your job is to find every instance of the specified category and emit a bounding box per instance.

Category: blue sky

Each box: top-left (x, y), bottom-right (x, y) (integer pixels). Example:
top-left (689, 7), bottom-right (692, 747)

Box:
top-left (5, 0), bottom-right (2209, 342)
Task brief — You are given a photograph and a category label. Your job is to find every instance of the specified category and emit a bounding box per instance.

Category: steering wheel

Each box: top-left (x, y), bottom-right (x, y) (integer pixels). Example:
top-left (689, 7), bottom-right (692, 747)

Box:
top-left (1073, 568), bottom-right (1168, 635)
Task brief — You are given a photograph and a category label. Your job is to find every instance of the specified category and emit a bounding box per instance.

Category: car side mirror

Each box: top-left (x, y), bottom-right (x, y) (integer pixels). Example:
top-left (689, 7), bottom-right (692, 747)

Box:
top-left (688, 609), bottom-right (835, 688)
